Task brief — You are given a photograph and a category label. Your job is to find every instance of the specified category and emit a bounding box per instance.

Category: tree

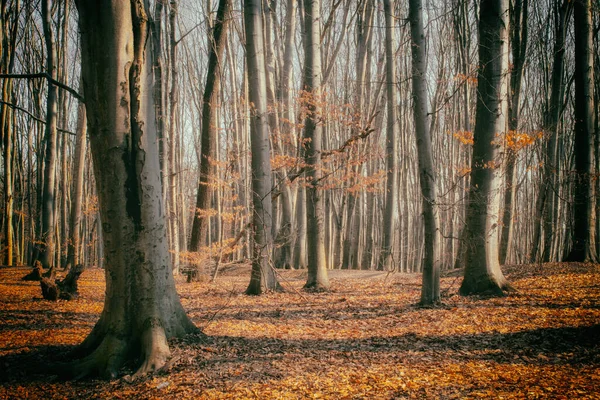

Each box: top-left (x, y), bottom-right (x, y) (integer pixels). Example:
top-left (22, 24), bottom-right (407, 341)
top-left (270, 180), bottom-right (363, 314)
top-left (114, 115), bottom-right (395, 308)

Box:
top-left (565, 0), bottom-right (597, 262)
top-left (499, 0), bottom-right (529, 265)
top-left (459, 0), bottom-right (514, 296)
top-left (244, 0), bottom-right (282, 294)
top-left (65, 102), bottom-right (87, 270)
top-left (302, 0), bottom-right (329, 290)
top-left (377, 0), bottom-right (398, 272)
top-left (408, 0), bottom-right (440, 304)
top-left (529, 0), bottom-right (571, 263)
top-left (38, 0), bottom-right (58, 268)
top-left (189, 0), bottom-right (232, 254)
top-left (70, 0), bottom-right (198, 378)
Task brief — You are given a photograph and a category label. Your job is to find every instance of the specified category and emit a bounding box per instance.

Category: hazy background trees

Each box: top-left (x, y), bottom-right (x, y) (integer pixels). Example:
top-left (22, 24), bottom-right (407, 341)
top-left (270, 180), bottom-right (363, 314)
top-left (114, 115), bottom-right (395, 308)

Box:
top-left (0, 0), bottom-right (597, 295)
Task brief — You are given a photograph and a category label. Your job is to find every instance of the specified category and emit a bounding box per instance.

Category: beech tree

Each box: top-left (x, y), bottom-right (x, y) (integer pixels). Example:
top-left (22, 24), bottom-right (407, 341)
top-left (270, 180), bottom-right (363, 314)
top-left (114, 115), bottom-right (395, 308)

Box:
top-left (302, 0), bottom-right (330, 290)
top-left (377, 0), bottom-right (398, 272)
top-left (189, 0), bottom-right (232, 253)
top-left (244, 0), bottom-right (282, 294)
top-left (408, 0), bottom-right (440, 304)
top-left (459, 0), bottom-right (514, 296)
top-left (70, 0), bottom-right (198, 378)
top-left (566, 0), bottom-right (597, 262)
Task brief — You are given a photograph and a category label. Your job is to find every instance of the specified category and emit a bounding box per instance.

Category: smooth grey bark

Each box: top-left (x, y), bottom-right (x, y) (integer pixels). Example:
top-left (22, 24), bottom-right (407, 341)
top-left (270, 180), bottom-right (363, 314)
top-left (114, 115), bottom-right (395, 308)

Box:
top-left (70, 0), bottom-right (198, 379)
top-left (38, 0), bottom-right (58, 268)
top-left (244, 0), bottom-right (282, 294)
top-left (189, 0), bottom-right (232, 252)
top-left (529, 0), bottom-right (571, 263)
top-left (408, 0), bottom-right (440, 305)
top-left (302, 0), bottom-right (329, 290)
top-left (293, 184), bottom-right (308, 269)
top-left (168, 0), bottom-right (181, 273)
top-left (377, 0), bottom-right (398, 272)
top-left (499, 0), bottom-right (528, 265)
top-left (1, 0), bottom-right (19, 266)
top-left (65, 102), bottom-right (87, 270)
top-left (459, 0), bottom-right (514, 296)
top-left (565, 0), bottom-right (597, 262)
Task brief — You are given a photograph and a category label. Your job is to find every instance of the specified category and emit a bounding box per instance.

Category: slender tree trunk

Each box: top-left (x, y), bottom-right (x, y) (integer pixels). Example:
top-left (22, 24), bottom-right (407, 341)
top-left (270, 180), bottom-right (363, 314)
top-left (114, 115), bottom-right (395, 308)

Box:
top-left (70, 0), bottom-right (198, 379)
top-left (189, 0), bottom-right (232, 253)
top-left (244, 0), bottom-right (282, 294)
top-left (499, 0), bottom-right (528, 265)
top-left (66, 102), bottom-right (87, 270)
top-left (168, 0), bottom-right (181, 273)
top-left (459, 0), bottom-right (513, 296)
top-left (565, 0), bottom-right (597, 262)
top-left (38, 0), bottom-right (59, 269)
top-left (302, 0), bottom-right (329, 290)
top-left (409, 0), bottom-right (440, 305)
top-left (377, 0), bottom-right (398, 272)
top-left (530, 0), bottom-right (571, 263)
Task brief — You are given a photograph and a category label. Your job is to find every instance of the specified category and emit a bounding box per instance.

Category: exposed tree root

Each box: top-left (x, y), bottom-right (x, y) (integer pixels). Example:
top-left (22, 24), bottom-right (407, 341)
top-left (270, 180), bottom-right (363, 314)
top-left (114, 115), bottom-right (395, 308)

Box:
top-left (56, 335), bottom-right (128, 380)
top-left (132, 318), bottom-right (171, 379)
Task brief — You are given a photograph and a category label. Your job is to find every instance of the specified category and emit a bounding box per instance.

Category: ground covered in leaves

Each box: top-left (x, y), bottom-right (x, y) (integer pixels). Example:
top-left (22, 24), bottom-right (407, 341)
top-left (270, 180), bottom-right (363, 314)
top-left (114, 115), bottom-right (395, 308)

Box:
top-left (0, 263), bottom-right (598, 399)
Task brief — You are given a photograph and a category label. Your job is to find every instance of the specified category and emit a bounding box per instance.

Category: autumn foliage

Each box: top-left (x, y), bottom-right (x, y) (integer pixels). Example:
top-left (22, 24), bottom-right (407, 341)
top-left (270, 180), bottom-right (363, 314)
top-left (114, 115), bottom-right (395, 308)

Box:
top-left (0, 263), bottom-right (598, 399)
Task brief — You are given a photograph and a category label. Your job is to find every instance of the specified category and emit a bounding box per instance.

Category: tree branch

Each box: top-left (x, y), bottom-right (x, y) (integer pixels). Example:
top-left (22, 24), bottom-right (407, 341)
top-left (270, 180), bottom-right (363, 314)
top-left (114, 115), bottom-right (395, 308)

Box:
top-left (0, 72), bottom-right (84, 102)
top-left (0, 100), bottom-right (76, 135)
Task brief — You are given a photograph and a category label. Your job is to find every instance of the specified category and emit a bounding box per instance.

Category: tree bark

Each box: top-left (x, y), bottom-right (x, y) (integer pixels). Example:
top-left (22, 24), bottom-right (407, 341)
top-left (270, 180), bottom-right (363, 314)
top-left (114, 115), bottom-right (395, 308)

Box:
top-left (459, 0), bottom-right (513, 296)
top-left (408, 0), bottom-right (440, 305)
top-left (70, 0), bottom-right (198, 379)
top-left (377, 0), bottom-right (398, 272)
top-left (499, 0), bottom-right (528, 265)
top-left (189, 0), bottom-right (231, 252)
top-left (38, 0), bottom-right (58, 269)
top-left (65, 102), bottom-right (87, 270)
top-left (302, 0), bottom-right (329, 290)
top-left (565, 0), bottom-right (597, 262)
top-left (244, 0), bottom-right (282, 294)
top-left (529, 0), bottom-right (571, 263)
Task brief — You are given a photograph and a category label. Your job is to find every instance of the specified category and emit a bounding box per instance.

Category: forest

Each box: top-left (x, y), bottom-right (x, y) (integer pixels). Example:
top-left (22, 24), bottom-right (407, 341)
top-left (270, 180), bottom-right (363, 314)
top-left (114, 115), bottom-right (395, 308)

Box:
top-left (0, 0), bottom-right (599, 398)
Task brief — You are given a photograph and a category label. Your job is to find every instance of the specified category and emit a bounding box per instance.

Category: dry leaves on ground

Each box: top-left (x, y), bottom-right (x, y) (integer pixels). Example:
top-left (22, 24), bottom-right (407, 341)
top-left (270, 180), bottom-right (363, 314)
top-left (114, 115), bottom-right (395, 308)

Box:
top-left (0, 262), bottom-right (598, 399)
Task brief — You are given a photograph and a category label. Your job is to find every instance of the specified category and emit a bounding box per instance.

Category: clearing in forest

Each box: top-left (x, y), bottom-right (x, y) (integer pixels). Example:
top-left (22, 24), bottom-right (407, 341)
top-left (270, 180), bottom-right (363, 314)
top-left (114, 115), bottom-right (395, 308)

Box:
top-left (0, 263), bottom-right (598, 399)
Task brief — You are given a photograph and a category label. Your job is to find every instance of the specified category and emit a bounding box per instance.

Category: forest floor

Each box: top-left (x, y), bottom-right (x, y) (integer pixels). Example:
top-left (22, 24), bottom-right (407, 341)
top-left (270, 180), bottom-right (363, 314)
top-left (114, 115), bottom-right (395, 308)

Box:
top-left (0, 262), bottom-right (599, 399)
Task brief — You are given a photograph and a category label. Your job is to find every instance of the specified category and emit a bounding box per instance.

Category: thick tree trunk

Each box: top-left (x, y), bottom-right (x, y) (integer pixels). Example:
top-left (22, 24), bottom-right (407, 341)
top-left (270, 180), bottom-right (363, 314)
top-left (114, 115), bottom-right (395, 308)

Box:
top-left (565, 0), bottom-right (597, 262)
top-left (244, 0), bottom-right (282, 294)
top-left (302, 0), bottom-right (330, 290)
top-left (71, 0), bottom-right (198, 379)
top-left (408, 0), bottom-right (440, 305)
top-left (459, 0), bottom-right (513, 296)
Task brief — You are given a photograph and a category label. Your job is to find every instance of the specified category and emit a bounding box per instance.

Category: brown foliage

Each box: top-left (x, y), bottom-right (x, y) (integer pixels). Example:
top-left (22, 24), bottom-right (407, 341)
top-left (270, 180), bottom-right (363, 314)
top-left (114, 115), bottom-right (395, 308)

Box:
top-left (0, 263), bottom-right (599, 398)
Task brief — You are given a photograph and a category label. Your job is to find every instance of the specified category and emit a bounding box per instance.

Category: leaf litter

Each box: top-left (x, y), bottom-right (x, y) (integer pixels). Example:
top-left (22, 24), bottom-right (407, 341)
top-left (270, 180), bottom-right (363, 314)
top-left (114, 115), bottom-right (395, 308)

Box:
top-left (0, 262), bottom-right (598, 399)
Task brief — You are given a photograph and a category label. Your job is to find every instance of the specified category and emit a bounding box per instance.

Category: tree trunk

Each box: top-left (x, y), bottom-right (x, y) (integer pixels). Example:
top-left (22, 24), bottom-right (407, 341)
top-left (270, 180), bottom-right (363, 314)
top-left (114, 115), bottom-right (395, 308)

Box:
top-left (499, 0), bottom-right (528, 265)
top-left (38, 0), bottom-right (58, 269)
top-left (529, 0), bottom-right (571, 263)
top-left (70, 0), bottom-right (198, 379)
top-left (302, 0), bottom-right (329, 290)
top-left (565, 0), bottom-right (597, 262)
top-left (459, 0), bottom-right (513, 296)
top-left (408, 0), bottom-right (440, 305)
top-left (65, 102), bottom-right (87, 270)
top-left (377, 0), bottom-right (398, 272)
top-left (189, 0), bottom-right (231, 253)
top-left (244, 0), bottom-right (282, 294)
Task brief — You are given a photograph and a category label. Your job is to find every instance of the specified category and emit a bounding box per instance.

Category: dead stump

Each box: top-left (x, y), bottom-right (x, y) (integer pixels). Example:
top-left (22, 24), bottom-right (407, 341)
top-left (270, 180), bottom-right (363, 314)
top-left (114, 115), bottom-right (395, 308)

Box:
top-left (22, 261), bottom-right (44, 281)
top-left (40, 264), bottom-right (86, 301)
